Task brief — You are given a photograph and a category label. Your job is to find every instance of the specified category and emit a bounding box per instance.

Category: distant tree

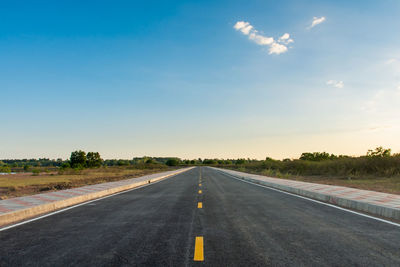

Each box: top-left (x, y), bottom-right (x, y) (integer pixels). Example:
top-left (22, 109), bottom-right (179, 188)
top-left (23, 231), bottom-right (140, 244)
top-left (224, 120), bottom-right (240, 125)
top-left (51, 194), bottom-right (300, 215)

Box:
top-left (87, 152), bottom-right (103, 168)
top-left (367, 147), bottom-right (391, 157)
top-left (70, 150), bottom-right (87, 168)
top-left (265, 157), bottom-right (277, 162)
top-left (300, 152), bottom-right (333, 161)
top-left (145, 158), bottom-right (155, 164)
top-left (23, 165), bottom-right (31, 171)
top-left (235, 159), bottom-right (246, 165)
top-left (202, 159), bottom-right (217, 165)
top-left (166, 158), bottom-right (180, 166)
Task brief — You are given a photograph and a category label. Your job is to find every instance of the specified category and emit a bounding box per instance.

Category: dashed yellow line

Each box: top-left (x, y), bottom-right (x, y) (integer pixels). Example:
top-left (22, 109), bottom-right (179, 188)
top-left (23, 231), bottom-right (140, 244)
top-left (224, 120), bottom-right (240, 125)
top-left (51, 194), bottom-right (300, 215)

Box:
top-left (198, 190), bottom-right (202, 194)
top-left (194, 236), bottom-right (204, 261)
top-left (199, 183), bottom-right (202, 187)
top-left (198, 202), bottom-right (203, 209)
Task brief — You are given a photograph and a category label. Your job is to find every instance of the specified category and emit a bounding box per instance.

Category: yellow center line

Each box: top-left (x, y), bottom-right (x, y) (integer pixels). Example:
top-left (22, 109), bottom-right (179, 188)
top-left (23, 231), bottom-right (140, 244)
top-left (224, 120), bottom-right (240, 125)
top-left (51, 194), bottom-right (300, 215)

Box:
top-left (198, 202), bottom-right (203, 209)
top-left (199, 183), bottom-right (202, 187)
top-left (194, 236), bottom-right (204, 261)
top-left (198, 190), bottom-right (202, 194)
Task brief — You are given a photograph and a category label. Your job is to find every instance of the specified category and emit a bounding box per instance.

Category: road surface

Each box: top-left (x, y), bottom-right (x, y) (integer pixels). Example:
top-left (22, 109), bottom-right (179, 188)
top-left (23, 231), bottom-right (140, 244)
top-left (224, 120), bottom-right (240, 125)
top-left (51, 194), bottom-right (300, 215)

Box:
top-left (1, 167), bottom-right (399, 266)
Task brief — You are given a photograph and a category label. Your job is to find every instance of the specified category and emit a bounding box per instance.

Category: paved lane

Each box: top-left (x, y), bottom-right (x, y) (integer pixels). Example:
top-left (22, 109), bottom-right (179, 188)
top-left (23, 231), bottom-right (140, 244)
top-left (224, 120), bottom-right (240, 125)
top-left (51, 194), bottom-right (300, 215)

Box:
top-left (200, 168), bottom-right (400, 266)
top-left (1, 167), bottom-right (399, 266)
top-left (0, 168), bottom-right (201, 266)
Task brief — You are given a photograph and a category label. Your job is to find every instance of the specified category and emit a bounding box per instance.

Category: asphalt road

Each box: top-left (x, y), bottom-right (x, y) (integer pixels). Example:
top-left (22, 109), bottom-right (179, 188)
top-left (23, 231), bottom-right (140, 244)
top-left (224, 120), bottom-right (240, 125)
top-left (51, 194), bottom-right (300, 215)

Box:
top-left (1, 167), bottom-right (399, 266)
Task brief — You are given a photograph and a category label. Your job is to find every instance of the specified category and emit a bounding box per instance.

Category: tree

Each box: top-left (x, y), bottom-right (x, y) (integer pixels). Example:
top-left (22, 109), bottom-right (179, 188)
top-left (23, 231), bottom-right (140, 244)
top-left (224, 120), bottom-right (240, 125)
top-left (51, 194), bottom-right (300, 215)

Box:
top-left (235, 159), bottom-right (246, 164)
top-left (203, 159), bottom-right (217, 165)
top-left (145, 158), bottom-right (156, 164)
top-left (87, 152), bottom-right (103, 168)
top-left (70, 150), bottom-right (87, 168)
top-left (367, 147), bottom-right (391, 157)
top-left (166, 158), bottom-right (180, 166)
top-left (300, 152), bottom-right (333, 161)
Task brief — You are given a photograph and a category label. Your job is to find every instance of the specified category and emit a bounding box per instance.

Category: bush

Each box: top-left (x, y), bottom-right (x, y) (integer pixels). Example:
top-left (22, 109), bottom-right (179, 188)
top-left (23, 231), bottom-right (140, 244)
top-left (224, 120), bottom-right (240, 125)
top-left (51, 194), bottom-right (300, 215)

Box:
top-left (166, 158), bottom-right (180, 166)
top-left (0, 165), bottom-right (11, 173)
top-left (117, 160), bottom-right (130, 166)
top-left (203, 159), bottom-right (217, 165)
top-left (32, 169), bottom-right (40, 176)
top-left (61, 162), bottom-right (71, 169)
top-left (367, 147), bottom-right (391, 157)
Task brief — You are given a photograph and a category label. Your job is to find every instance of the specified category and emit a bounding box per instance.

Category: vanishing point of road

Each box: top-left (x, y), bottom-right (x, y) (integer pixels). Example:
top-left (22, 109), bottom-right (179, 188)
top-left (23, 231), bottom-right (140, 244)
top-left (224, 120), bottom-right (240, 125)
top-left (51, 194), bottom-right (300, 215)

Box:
top-left (1, 167), bottom-right (399, 266)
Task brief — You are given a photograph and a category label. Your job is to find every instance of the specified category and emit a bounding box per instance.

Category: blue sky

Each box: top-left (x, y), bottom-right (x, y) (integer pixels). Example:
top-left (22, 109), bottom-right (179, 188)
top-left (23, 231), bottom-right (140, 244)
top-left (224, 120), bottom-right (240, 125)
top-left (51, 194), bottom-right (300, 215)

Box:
top-left (1, 0), bottom-right (400, 159)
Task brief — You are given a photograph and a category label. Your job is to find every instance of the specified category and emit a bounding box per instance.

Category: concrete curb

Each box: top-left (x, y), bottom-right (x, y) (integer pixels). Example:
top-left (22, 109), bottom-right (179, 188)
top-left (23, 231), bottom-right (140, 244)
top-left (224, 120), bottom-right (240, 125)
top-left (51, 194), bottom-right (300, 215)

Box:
top-left (213, 167), bottom-right (400, 221)
top-left (0, 167), bottom-right (194, 227)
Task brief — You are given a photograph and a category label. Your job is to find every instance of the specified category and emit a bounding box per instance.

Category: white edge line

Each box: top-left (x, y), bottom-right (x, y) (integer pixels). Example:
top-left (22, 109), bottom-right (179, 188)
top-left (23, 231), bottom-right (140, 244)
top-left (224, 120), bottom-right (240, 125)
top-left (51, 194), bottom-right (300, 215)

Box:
top-left (217, 170), bottom-right (400, 228)
top-left (0, 170), bottom-right (189, 232)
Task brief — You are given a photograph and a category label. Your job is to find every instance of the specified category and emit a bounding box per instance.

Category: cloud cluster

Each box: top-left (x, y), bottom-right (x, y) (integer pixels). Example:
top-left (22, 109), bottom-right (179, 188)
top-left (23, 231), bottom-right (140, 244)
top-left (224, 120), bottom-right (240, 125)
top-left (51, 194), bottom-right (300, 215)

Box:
top-left (234, 21), bottom-right (293, 55)
top-left (309, 16), bottom-right (326, 28)
top-left (326, 80), bottom-right (344, 88)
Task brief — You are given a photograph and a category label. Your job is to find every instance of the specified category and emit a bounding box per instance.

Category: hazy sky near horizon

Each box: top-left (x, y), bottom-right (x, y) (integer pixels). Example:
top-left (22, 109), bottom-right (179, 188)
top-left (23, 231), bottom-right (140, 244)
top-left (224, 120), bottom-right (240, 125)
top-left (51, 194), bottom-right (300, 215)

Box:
top-left (1, 0), bottom-right (400, 160)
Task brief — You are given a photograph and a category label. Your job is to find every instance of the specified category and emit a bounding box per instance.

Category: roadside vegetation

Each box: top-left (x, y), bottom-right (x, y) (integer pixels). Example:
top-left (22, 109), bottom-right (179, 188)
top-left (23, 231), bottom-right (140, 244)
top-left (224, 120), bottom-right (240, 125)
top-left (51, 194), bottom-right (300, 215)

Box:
top-left (0, 151), bottom-right (178, 199)
top-left (198, 147), bottom-right (400, 194)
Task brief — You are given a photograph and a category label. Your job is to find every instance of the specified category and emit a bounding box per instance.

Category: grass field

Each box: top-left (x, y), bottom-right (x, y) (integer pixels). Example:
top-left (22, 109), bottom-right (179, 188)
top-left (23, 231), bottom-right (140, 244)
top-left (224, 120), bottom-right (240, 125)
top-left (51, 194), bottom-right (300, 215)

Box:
top-left (0, 165), bottom-right (172, 199)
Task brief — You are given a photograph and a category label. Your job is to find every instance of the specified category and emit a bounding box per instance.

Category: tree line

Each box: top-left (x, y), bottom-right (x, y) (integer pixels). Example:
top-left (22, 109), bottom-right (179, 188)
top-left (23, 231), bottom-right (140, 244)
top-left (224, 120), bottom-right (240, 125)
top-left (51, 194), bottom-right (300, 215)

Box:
top-left (0, 147), bottom-right (397, 174)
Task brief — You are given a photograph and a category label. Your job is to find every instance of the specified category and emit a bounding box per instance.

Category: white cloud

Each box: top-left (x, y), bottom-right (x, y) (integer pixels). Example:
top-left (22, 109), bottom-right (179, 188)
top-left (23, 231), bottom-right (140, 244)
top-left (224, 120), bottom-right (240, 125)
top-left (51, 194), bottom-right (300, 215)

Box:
top-left (234, 21), bottom-right (253, 35)
top-left (326, 80), bottom-right (344, 88)
top-left (280, 33), bottom-right (290, 40)
top-left (309, 16), bottom-right (326, 28)
top-left (249, 32), bottom-right (274, 45)
top-left (278, 33), bottom-right (294, 44)
top-left (269, 42), bottom-right (288, 55)
top-left (234, 21), bottom-right (292, 55)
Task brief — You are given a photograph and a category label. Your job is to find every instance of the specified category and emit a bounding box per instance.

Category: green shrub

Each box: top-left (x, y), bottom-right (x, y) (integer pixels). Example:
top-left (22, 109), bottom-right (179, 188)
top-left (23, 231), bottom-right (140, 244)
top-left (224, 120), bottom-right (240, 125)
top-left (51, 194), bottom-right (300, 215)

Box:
top-left (0, 165), bottom-right (11, 173)
top-left (166, 158), bottom-right (180, 166)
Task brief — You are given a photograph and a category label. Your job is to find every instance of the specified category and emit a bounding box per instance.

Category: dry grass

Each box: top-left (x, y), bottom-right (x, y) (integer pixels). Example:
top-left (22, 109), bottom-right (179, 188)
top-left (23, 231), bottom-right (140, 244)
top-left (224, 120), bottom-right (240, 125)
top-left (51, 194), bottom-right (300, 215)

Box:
top-left (297, 176), bottom-right (400, 195)
top-left (229, 167), bottom-right (400, 195)
top-left (0, 166), bottom-right (172, 199)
